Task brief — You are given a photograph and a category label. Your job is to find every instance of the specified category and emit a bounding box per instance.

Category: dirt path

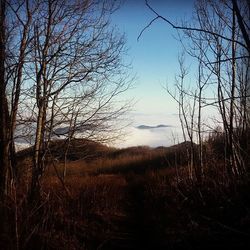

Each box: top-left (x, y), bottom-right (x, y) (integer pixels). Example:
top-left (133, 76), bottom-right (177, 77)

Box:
top-left (100, 174), bottom-right (167, 250)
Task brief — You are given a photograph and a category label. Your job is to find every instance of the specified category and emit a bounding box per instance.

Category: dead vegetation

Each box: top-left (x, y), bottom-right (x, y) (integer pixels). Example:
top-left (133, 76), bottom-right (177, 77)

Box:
top-left (1, 135), bottom-right (249, 250)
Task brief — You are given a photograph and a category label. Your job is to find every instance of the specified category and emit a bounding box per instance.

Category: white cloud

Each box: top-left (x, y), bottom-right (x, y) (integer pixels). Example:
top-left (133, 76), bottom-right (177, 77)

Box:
top-left (115, 112), bottom-right (183, 148)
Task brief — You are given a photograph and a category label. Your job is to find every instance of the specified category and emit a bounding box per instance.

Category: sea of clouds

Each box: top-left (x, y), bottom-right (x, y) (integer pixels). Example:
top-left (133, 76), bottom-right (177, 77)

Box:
top-left (15, 112), bottom-right (183, 150)
top-left (117, 112), bottom-right (183, 148)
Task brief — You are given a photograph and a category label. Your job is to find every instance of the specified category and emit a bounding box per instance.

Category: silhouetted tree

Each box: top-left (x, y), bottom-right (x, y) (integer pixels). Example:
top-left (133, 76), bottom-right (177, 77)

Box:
top-left (141, 0), bottom-right (249, 179)
top-left (0, 0), bottom-right (132, 198)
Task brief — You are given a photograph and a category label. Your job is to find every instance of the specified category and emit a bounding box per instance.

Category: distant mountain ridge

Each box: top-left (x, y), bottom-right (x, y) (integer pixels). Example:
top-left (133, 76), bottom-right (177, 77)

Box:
top-left (136, 124), bottom-right (171, 130)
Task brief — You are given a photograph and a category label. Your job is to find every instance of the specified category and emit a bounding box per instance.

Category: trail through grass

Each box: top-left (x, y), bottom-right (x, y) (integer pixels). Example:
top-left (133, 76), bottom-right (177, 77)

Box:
top-left (98, 174), bottom-right (168, 250)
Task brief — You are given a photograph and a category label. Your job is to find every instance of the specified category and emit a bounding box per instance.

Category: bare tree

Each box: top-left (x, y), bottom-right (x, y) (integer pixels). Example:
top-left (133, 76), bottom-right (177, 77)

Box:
top-left (1, 0), bottom-right (36, 196)
top-left (15, 0), bottom-right (132, 196)
top-left (0, 0), bottom-right (9, 198)
top-left (7, 0), bottom-right (34, 182)
top-left (0, 0), bottom-right (133, 198)
top-left (141, 0), bottom-right (249, 178)
top-left (167, 53), bottom-right (197, 180)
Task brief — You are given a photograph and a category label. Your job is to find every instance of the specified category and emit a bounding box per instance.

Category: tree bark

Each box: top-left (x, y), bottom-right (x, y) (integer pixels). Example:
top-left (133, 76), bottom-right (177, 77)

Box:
top-left (0, 0), bottom-right (10, 198)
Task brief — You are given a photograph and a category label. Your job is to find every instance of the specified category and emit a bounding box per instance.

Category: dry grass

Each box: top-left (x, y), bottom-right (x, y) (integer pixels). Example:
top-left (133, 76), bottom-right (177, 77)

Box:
top-left (2, 138), bottom-right (250, 250)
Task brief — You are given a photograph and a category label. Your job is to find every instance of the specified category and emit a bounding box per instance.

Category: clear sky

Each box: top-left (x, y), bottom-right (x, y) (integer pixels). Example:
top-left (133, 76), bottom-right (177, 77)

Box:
top-left (111, 0), bottom-right (196, 147)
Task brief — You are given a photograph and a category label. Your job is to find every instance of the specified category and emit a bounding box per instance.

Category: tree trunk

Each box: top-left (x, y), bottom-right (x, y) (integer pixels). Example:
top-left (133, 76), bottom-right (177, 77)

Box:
top-left (30, 104), bottom-right (45, 198)
top-left (0, 0), bottom-right (10, 198)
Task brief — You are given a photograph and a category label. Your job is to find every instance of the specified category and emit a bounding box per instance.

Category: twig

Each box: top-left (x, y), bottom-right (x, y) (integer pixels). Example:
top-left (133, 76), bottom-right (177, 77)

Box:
top-left (138, 0), bottom-right (249, 53)
top-left (201, 215), bottom-right (250, 236)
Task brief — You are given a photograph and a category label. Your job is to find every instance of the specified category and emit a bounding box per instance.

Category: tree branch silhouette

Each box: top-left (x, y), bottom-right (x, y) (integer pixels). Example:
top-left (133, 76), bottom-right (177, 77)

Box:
top-left (138, 0), bottom-right (249, 54)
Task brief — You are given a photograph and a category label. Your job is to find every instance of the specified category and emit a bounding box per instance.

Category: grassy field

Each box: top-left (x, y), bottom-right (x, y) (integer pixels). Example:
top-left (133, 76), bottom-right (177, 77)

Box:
top-left (2, 139), bottom-right (250, 250)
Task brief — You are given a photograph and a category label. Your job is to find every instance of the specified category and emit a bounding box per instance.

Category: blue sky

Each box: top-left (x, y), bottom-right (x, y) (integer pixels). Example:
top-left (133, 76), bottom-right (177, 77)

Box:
top-left (112, 0), bottom-right (195, 113)
top-left (111, 0), bottom-right (196, 146)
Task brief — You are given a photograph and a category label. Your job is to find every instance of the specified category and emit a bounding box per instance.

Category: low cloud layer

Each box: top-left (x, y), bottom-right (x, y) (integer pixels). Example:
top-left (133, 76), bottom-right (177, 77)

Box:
top-left (15, 112), bottom-right (184, 150)
top-left (118, 113), bottom-right (183, 148)
top-left (121, 126), bottom-right (182, 148)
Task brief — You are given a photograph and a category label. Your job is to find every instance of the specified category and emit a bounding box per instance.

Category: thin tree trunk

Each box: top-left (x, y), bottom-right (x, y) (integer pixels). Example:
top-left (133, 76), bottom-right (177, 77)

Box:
top-left (0, 0), bottom-right (10, 198)
top-left (197, 60), bottom-right (204, 183)
top-left (31, 102), bottom-right (46, 198)
top-left (10, 1), bottom-right (31, 180)
top-left (229, 4), bottom-right (237, 175)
